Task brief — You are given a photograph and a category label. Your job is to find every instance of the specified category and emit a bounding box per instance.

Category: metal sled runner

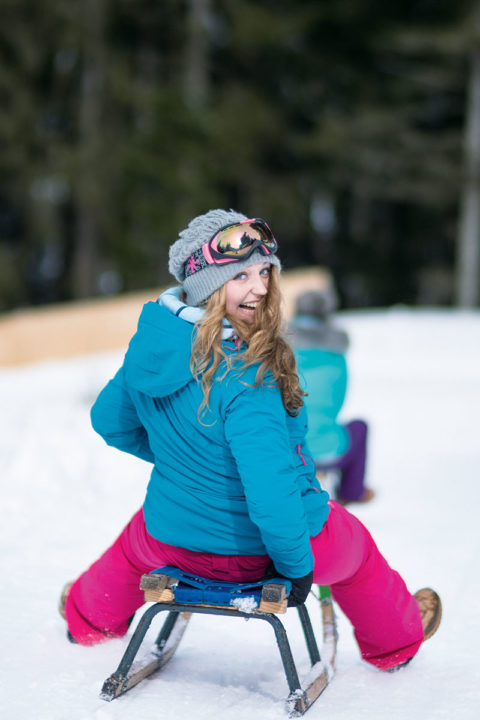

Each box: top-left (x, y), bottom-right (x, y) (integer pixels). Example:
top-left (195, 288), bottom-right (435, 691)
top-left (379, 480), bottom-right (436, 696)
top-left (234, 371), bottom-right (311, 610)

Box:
top-left (100, 567), bottom-right (337, 717)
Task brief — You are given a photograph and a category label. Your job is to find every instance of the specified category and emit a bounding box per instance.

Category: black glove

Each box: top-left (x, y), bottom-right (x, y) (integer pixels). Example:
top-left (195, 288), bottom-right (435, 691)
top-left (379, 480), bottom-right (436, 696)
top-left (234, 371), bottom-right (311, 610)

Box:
top-left (287, 571), bottom-right (313, 607)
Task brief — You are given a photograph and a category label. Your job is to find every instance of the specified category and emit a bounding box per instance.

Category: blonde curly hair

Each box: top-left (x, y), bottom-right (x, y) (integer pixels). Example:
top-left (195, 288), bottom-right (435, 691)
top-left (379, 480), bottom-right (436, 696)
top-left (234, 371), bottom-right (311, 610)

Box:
top-left (190, 266), bottom-right (305, 418)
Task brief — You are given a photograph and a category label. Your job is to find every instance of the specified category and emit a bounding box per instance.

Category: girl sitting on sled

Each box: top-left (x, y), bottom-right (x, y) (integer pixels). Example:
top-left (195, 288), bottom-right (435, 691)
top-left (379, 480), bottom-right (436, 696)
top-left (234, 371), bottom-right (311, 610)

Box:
top-left (61, 209), bottom-right (441, 671)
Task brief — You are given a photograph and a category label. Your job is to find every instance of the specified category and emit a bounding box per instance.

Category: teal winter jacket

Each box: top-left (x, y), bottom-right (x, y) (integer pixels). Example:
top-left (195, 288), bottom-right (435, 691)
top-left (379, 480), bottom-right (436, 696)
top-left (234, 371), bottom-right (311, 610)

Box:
top-left (295, 347), bottom-right (349, 461)
top-left (90, 300), bottom-right (330, 578)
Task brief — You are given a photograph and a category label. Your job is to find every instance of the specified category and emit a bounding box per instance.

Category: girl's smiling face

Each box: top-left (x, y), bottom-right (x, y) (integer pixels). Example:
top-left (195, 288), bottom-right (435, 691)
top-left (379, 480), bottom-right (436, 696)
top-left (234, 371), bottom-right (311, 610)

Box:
top-left (224, 262), bottom-right (271, 324)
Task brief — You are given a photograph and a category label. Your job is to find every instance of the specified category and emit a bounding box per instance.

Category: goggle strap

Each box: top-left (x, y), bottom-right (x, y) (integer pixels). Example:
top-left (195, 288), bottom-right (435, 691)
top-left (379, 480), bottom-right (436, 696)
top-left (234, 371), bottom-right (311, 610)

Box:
top-left (185, 247), bottom-right (209, 277)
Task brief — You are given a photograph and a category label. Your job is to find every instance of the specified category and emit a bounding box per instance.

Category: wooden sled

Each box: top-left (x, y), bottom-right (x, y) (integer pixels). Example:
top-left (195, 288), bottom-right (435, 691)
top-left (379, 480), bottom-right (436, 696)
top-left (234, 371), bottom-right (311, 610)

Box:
top-left (100, 567), bottom-right (337, 717)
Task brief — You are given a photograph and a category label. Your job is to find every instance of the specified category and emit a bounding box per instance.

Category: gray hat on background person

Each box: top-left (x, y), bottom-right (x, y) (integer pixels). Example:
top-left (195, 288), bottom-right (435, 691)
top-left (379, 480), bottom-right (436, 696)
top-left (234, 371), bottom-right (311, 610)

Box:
top-left (295, 288), bottom-right (339, 318)
top-left (290, 289), bottom-right (349, 353)
top-left (168, 209), bottom-right (282, 306)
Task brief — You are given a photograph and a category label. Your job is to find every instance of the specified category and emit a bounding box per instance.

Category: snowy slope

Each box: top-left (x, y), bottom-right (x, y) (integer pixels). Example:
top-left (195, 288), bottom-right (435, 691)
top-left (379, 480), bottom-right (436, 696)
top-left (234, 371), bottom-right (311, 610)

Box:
top-left (1, 308), bottom-right (479, 720)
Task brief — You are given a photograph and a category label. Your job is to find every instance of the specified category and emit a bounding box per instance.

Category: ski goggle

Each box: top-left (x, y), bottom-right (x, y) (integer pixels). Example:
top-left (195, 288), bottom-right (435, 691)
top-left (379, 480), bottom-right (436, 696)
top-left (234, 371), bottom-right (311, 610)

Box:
top-left (184, 218), bottom-right (277, 278)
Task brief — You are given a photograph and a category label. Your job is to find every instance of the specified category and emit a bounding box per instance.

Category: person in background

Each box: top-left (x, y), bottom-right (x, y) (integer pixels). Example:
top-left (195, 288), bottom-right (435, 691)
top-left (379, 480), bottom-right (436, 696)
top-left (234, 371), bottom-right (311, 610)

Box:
top-left (60, 209), bottom-right (440, 673)
top-left (289, 288), bottom-right (375, 505)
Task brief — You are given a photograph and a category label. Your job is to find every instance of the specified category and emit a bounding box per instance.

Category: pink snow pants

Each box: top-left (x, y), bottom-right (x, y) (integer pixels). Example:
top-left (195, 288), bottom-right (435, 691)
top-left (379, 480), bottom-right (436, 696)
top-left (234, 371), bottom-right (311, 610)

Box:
top-left (64, 501), bottom-right (423, 670)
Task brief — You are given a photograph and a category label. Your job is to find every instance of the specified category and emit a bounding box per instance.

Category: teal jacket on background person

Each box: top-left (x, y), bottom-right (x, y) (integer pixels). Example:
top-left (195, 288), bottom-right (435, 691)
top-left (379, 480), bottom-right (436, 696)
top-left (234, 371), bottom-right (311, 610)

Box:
top-left (295, 347), bottom-right (349, 462)
top-left (90, 297), bottom-right (330, 579)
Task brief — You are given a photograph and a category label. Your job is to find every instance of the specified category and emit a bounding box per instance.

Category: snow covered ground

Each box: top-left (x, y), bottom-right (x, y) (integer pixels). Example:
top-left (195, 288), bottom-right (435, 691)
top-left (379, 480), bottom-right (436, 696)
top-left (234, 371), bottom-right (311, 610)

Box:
top-left (1, 308), bottom-right (479, 720)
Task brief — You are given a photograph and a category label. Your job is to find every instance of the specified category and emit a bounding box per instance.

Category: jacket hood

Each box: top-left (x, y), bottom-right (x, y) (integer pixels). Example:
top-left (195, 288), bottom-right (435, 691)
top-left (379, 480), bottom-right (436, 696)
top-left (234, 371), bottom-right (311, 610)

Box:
top-left (123, 301), bottom-right (195, 397)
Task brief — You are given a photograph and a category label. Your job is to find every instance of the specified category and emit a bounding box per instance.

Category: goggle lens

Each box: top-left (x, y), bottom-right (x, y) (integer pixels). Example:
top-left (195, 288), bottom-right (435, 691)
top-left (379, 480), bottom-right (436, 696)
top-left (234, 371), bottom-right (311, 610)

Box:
top-left (212, 220), bottom-right (277, 258)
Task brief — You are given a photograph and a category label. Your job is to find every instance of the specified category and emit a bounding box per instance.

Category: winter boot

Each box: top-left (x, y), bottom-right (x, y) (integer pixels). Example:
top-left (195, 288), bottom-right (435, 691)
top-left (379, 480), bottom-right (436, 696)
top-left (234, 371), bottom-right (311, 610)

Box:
top-left (58, 581), bottom-right (78, 643)
top-left (337, 487), bottom-right (376, 505)
top-left (414, 587), bottom-right (442, 640)
top-left (387, 587), bottom-right (442, 672)
top-left (58, 581), bottom-right (72, 620)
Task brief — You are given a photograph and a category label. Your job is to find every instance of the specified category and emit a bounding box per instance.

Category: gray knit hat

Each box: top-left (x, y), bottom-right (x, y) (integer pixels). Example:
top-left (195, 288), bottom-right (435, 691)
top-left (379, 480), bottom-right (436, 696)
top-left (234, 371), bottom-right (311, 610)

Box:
top-left (168, 209), bottom-right (282, 306)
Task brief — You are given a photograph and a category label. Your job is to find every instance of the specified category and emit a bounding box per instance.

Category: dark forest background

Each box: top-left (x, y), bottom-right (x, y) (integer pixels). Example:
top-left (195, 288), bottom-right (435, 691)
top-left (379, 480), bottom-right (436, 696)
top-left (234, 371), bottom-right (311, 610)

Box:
top-left (1, 0), bottom-right (479, 311)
